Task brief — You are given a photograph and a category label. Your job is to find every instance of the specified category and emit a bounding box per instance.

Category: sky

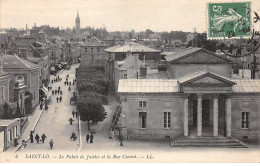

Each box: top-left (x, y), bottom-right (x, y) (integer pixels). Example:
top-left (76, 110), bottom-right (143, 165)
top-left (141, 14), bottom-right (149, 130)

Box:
top-left (1, 0), bottom-right (260, 32)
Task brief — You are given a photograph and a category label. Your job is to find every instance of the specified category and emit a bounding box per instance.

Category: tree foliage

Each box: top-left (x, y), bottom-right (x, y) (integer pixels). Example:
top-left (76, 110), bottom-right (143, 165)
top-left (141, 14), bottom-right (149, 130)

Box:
top-left (2, 102), bottom-right (12, 119)
top-left (24, 91), bottom-right (33, 115)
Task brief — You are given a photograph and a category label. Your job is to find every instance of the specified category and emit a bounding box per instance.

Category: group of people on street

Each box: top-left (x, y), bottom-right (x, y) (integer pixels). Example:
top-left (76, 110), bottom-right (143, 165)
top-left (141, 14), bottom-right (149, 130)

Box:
top-left (30, 131), bottom-right (48, 144)
top-left (86, 133), bottom-right (94, 143)
top-left (51, 76), bottom-right (61, 84)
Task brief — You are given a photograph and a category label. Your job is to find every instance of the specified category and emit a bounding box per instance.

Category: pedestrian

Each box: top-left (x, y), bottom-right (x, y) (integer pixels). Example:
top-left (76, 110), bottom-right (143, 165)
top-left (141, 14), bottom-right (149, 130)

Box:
top-left (64, 81), bottom-right (66, 85)
top-left (73, 81), bottom-right (75, 85)
top-left (58, 86), bottom-right (61, 90)
top-left (66, 78), bottom-right (68, 81)
top-left (69, 118), bottom-right (73, 125)
top-left (40, 103), bottom-right (43, 110)
top-left (52, 90), bottom-right (54, 95)
top-left (60, 90), bottom-right (63, 95)
top-left (55, 90), bottom-right (57, 95)
top-left (86, 134), bottom-right (90, 143)
top-left (72, 110), bottom-right (75, 118)
top-left (75, 111), bottom-right (78, 118)
top-left (90, 133), bottom-right (94, 143)
top-left (35, 134), bottom-right (40, 143)
top-left (48, 86), bottom-right (50, 91)
top-left (58, 90), bottom-right (60, 95)
top-left (41, 134), bottom-right (47, 143)
top-left (74, 79), bottom-right (77, 82)
top-left (70, 132), bottom-right (77, 141)
top-left (68, 86), bottom-right (71, 91)
top-left (58, 76), bottom-right (60, 80)
top-left (30, 131), bottom-right (34, 143)
top-left (49, 139), bottom-right (54, 149)
top-left (51, 80), bottom-right (54, 84)
top-left (22, 140), bottom-right (27, 149)
top-left (59, 96), bottom-right (62, 102)
top-left (56, 96), bottom-right (59, 103)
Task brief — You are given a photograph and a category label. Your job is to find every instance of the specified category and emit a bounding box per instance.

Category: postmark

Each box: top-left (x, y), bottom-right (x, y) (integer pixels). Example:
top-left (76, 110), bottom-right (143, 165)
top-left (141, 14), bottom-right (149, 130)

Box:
top-left (207, 2), bottom-right (251, 39)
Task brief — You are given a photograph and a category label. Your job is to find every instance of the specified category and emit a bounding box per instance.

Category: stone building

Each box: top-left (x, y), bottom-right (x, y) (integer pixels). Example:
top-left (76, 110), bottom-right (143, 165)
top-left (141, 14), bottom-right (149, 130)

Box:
top-left (118, 47), bottom-right (260, 145)
top-left (105, 42), bottom-right (161, 92)
top-left (80, 36), bottom-right (108, 67)
top-left (3, 55), bottom-right (40, 108)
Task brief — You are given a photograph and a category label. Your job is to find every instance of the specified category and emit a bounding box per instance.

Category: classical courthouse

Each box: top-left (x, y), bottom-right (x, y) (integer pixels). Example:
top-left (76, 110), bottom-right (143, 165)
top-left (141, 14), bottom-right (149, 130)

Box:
top-left (118, 47), bottom-right (260, 145)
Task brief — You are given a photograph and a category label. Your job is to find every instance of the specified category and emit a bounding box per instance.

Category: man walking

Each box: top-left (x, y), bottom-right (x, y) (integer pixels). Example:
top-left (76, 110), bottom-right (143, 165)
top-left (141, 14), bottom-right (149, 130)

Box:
top-left (59, 96), bottom-right (62, 102)
top-left (69, 118), bottom-right (73, 125)
top-left (72, 110), bottom-right (75, 118)
top-left (90, 133), bottom-right (94, 143)
top-left (56, 97), bottom-right (59, 103)
top-left (49, 139), bottom-right (54, 150)
top-left (35, 134), bottom-right (40, 143)
top-left (30, 131), bottom-right (34, 143)
top-left (41, 134), bottom-right (47, 143)
top-left (86, 134), bottom-right (90, 143)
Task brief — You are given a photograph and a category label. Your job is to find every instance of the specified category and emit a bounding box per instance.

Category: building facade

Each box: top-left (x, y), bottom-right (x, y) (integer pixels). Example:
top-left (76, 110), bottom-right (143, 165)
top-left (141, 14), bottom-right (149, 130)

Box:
top-left (3, 55), bottom-right (40, 108)
top-left (118, 47), bottom-right (260, 144)
top-left (80, 36), bottom-right (108, 67)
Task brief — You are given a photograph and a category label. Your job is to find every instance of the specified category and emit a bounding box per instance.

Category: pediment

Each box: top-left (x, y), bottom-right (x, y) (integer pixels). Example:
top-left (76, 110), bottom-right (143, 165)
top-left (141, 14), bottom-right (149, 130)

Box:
top-left (192, 76), bottom-right (223, 84)
top-left (179, 71), bottom-right (236, 86)
top-left (173, 49), bottom-right (231, 64)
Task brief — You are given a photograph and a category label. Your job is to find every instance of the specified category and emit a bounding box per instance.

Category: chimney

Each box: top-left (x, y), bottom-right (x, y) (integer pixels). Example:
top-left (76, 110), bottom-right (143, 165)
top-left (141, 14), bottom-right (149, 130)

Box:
top-left (140, 65), bottom-right (147, 78)
top-left (133, 54), bottom-right (139, 70)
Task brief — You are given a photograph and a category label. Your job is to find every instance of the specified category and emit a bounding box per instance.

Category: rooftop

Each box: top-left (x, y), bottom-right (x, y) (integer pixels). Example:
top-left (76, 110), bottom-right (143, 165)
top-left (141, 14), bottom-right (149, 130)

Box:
top-left (105, 42), bottom-right (160, 53)
top-left (118, 79), bottom-right (179, 93)
top-left (165, 47), bottom-right (232, 63)
top-left (0, 118), bottom-right (20, 127)
top-left (83, 36), bottom-right (107, 47)
top-left (232, 79), bottom-right (260, 93)
top-left (2, 54), bottom-right (38, 69)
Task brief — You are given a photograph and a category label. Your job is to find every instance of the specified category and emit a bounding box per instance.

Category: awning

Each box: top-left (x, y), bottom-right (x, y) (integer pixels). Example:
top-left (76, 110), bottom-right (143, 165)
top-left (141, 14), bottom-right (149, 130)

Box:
top-left (41, 86), bottom-right (48, 95)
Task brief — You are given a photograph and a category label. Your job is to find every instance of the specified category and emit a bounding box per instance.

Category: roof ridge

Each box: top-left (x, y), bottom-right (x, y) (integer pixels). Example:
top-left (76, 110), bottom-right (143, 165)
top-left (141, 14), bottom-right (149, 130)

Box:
top-left (15, 55), bottom-right (31, 68)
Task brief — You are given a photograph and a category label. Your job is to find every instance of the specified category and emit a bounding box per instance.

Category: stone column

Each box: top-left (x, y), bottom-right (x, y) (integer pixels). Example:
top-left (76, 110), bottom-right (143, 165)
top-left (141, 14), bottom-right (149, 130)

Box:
top-left (225, 96), bottom-right (232, 137)
top-left (197, 94), bottom-right (203, 137)
top-left (183, 94), bottom-right (189, 137)
top-left (213, 95), bottom-right (219, 137)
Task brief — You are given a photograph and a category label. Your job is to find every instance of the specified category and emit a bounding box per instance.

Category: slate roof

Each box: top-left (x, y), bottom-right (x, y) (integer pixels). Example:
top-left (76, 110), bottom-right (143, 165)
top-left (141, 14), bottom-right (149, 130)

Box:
top-left (232, 80), bottom-right (260, 93)
top-left (165, 47), bottom-right (232, 63)
top-left (118, 55), bottom-right (145, 70)
top-left (83, 36), bottom-right (107, 47)
top-left (147, 71), bottom-right (170, 79)
top-left (3, 55), bottom-right (38, 69)
top-left (118, 79), bottom-right (179, 93)
top-left (105, 42), bottom-right (160, 53)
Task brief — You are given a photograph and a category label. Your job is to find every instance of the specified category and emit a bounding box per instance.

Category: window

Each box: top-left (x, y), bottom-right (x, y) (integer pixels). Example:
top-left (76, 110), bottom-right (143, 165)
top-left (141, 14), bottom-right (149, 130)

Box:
top-left (91, 55), bottom-right (93, 60)
top-left (97, 47), bottom-right (100, 52)
top-left (0, 86), bottom-right (4, 101)
top-left (85, 48), bottom-right (87, 53)
top-left (9, 130), bottom-right (12, 141)
top-left (139, 112), bottom-right (147, 129)
top-left (69, 49), bottom-right (71, 53)
top-left (242, 112), bottom-right (249, 129)
top-left (91, 48), bottom-right (93, 52)
top-left (164, 112), bottom-right (171, 129)
top-left (123, 74), bottom-right (127, 79)
top-left (34, 92), bottom-right (36, 101)
top-left (139, 101), bottom-right (146, 108)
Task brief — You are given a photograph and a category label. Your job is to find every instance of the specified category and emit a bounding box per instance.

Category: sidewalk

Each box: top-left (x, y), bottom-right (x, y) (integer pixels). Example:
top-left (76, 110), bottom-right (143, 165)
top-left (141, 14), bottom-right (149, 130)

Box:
top-left (5, 70), bottom-right (64, 153)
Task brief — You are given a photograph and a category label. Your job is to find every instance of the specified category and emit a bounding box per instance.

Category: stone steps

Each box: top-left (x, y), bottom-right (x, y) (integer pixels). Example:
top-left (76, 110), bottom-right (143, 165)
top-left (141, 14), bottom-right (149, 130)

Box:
top-left (171, 137), bottom-right (247, 148)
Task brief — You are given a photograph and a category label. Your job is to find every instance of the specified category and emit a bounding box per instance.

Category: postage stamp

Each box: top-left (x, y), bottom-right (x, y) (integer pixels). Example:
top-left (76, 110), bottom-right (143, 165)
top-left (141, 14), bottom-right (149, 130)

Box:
top-left (207, 2), bottom-right (251, 39)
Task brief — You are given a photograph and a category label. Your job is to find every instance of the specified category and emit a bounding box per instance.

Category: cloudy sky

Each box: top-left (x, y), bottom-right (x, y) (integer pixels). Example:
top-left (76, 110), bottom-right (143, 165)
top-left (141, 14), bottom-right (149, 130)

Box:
top-left (1, 0), bottom-right (260, 32)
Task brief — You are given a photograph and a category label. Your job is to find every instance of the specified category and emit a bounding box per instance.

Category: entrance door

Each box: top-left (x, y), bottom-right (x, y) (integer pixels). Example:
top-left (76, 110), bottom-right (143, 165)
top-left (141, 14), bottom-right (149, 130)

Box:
top-left (202, 100), bottom-right (210, 127)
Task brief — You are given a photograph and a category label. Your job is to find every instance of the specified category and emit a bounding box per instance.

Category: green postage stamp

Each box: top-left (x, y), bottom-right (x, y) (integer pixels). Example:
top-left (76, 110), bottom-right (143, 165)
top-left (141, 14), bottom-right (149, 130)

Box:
top-left (207, 2), bottom-right (251, 39)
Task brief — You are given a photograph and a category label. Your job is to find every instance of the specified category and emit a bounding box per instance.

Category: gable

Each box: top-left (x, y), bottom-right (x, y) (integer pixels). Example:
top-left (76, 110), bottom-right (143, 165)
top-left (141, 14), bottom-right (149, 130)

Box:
top-left (179, 71), bottom-right (236, 86)
top-left (193, 76), bottom-right (224, 84)
top-left (172, 50), bottom-right (231, 64)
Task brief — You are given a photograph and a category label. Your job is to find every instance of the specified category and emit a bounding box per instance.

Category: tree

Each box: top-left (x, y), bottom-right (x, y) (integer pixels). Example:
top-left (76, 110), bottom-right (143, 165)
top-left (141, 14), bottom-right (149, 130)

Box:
top-left (77, 92), bottom-right (107, 131)
top-left (24, 91), bottom-right (33, 115)
top-left (145, 29), bottom-right (154, 38)
top-left (187, 32), bottom-right (217, 52)
top-left (2, 102), bottom-right (12, 119)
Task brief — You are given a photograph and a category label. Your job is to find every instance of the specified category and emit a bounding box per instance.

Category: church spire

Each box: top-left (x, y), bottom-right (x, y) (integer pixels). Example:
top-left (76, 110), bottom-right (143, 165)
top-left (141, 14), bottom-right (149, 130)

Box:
top-left (77, 10), bottom-right (79, 18)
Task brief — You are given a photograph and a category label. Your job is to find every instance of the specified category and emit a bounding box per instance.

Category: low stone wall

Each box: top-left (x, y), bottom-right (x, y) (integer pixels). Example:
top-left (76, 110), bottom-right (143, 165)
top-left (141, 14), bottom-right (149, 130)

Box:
top-left (232, 130), bottom-right (260, 144)
top-left (127, 128), bottom-right (183, 141)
